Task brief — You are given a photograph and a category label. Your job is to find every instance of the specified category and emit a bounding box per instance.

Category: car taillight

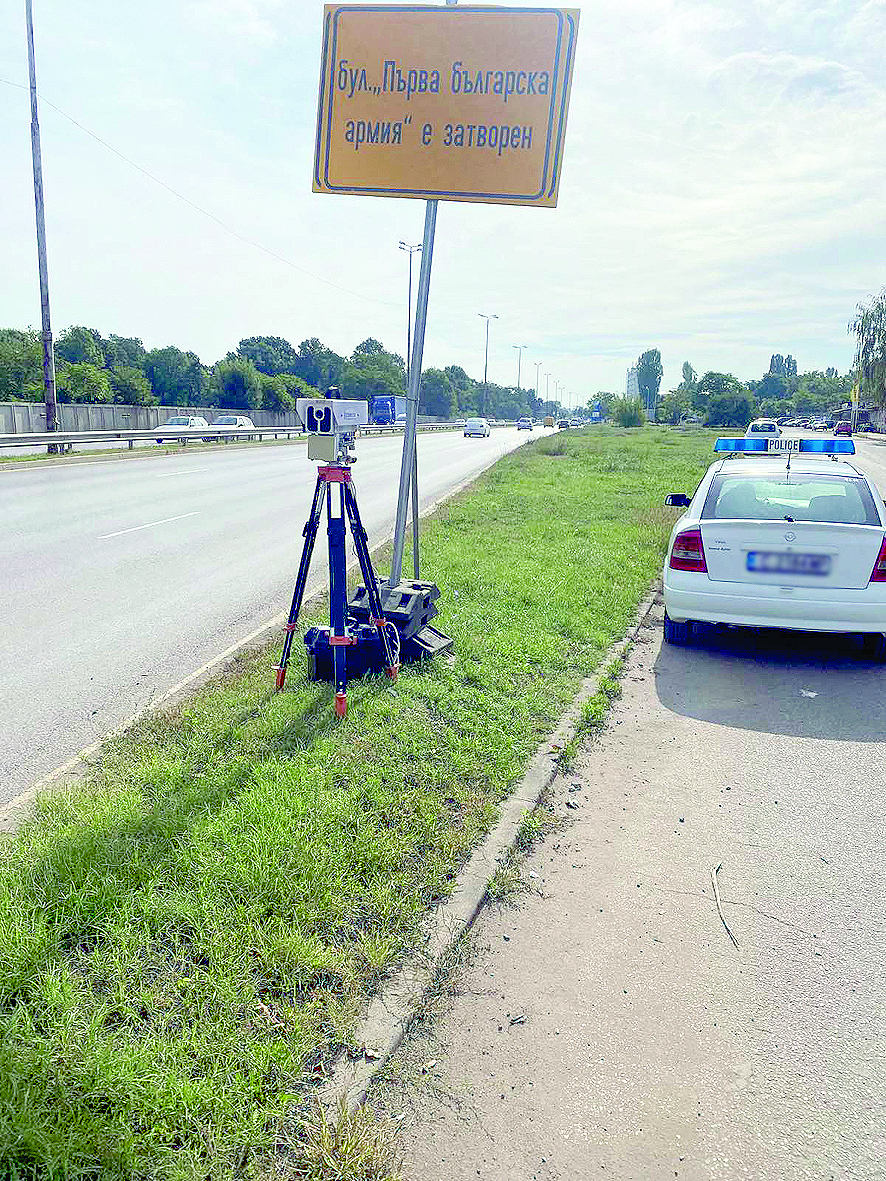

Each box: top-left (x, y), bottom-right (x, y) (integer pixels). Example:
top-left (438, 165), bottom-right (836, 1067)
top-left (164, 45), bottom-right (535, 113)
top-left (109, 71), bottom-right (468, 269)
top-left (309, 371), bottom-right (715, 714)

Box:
top-left (669, 527), bottom-right (707, 572)
top-left (869, 536), bottom-right (886, 583)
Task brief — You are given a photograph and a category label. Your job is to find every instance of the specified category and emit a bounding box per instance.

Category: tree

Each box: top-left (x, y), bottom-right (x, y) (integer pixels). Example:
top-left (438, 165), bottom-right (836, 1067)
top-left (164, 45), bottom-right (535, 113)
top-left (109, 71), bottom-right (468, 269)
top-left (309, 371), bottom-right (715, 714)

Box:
top-left (611, 396), bottom-right (644, 427)
top-left (419, 368), bottom-right (456, 418)
top-left (259, 372), bottom-right (317, 411)
top-left (756, 372), bottom-right (788, 400)
top-left (704, 393), bottom-right (753, 426)
top-left (352, 338), bottom-right (386, 360)
top-left (103, 335), bottom-right (146, 370)
top-left (849, 289), bottom-right (886, 405)
top-left (236, 336), bottom-right (299, 375)
top-left (295, 338), bottom-right (345, 390)
top-left (0, 328), bottom-right (43, 400)
top-left (657, 389), bottom-right (690, 425)
top-left (55, 326), bottom-right (104, 367)
top-left (144, 347), bottom-right (207, 405)
top-left (636, 348), bottom-right (663, 414)
top-left (681, 361), bottom-right (696, 388)
top-left (57, 363), bottom-right (112, 403)
top-left (110, 365), bottom-right (155, 405)
top-left (769, 353), bottom-right (785, 377)
top-left (210, 357), bottom-right (262, 410)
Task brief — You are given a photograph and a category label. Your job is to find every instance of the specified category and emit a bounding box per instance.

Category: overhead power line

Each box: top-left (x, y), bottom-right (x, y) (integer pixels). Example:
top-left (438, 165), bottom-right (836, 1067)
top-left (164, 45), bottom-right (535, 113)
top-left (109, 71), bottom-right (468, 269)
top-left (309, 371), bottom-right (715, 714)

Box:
top-left (1, 76), bottom-right (399, 309)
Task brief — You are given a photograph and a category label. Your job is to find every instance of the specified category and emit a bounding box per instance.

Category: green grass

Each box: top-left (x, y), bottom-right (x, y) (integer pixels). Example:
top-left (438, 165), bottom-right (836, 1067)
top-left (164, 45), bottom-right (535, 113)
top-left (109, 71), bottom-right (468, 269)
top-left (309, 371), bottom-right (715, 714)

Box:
top-left (0, 426), bottom-right (715, 1180)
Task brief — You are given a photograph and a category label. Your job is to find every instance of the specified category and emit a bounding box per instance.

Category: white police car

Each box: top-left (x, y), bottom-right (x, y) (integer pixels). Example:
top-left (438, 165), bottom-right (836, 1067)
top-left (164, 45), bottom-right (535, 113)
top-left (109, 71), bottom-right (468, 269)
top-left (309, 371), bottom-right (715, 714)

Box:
top-left (662, 436), bottom-right (886, 657)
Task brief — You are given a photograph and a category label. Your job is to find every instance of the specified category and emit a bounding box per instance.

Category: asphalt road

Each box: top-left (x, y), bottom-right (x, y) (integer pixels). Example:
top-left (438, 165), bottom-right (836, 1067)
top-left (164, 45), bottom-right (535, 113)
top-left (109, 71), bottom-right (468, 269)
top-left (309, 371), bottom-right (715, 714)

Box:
top-left (375, 603), bottom-right (886, 1180)
top-left (0, 427), bottom-right (538, 805)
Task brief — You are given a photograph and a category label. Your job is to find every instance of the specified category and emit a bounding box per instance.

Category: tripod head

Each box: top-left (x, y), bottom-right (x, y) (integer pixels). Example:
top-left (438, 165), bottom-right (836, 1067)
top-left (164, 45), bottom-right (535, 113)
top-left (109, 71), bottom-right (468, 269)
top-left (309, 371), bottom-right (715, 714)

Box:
top-left (297, 391), bottom-right (368, 464)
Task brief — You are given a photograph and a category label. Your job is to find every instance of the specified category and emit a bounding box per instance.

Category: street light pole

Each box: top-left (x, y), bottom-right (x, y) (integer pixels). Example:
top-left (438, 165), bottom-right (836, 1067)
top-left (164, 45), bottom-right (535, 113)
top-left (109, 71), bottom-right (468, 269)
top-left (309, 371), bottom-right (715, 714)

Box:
top-left (478, 313), bottom-right (498, 418)
top-left (25, 0), bottom-right (59, 453)
top-left (534, 360), bottom-right (542, 404)
top-left (399, 240), bottom-right (422, 578)
top-left (512, 343), bottom-right (528, 394)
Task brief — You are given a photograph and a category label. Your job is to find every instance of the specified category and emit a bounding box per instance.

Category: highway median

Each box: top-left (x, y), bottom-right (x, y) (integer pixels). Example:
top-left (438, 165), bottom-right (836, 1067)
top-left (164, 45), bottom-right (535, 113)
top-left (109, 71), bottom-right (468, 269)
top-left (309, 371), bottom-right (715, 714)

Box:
top-left (0, 426), bottom-right (714, 1180)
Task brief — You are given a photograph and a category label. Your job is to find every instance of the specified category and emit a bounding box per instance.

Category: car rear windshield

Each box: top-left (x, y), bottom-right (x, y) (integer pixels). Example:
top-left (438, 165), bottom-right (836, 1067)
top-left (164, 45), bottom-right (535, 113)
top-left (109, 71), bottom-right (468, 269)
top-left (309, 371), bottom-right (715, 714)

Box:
top-left (702, 473), bottom-right (881, 525)
top-left (214, 416), bottom-right (237, 424)
top-left (748, 422), bottom-right (776, 433)
top-left (165, 417), bottom-right (190, 425)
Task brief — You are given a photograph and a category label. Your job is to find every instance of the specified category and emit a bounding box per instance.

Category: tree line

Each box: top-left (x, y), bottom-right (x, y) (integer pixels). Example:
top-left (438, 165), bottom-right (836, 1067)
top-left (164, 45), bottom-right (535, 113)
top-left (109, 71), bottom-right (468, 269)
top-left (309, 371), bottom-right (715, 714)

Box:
top-left (0, 326), bottom-right (556, 420)
top-left (653, 357), bottom-right (856, 426)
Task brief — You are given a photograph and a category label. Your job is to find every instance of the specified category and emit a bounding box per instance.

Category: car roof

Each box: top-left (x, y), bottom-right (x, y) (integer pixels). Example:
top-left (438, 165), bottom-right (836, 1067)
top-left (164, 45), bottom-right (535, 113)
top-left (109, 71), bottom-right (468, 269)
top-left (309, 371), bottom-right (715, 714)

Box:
top-left (711, 458), bottom-right (864, 478)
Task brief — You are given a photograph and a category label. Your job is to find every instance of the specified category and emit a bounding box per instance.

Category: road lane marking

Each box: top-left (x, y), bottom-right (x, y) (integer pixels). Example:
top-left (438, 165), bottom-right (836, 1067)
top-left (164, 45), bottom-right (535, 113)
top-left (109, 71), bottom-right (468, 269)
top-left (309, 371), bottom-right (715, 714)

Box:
top-left (99, 511), bottom-right (198, 539)
top-left (154, 469), bottom-right (204, 477)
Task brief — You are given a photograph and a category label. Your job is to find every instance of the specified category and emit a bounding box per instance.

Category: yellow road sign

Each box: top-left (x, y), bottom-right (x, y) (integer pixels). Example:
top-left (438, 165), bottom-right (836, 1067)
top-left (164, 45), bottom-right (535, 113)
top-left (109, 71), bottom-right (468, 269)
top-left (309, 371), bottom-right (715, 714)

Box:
top-left (851, 385), bottom-right (860, 404)
top-left (313, 5), bottom-right (580, 206)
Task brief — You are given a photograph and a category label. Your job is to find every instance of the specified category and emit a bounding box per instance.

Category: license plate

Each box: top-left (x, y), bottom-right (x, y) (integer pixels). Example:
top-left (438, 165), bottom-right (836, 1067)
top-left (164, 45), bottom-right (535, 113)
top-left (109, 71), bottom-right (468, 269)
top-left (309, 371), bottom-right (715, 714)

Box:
top-left (746, 551), bottom-right (831, 575)
top-left (766, 437), bottom-right (801, 452)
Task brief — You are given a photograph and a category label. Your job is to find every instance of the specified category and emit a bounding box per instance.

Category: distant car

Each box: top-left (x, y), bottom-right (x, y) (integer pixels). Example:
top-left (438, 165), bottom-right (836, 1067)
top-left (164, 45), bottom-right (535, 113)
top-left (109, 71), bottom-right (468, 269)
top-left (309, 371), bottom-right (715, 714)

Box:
top-left (811, 419), bottom-right (830, 431)
top-left (858, 422), bottom-right (879, 433)
top-left (463, 417), bottom-right (491, 438)
top-left (558, 419), bottom-right (570, 429)
top-left (776, 416), bottom-right (793, 426)
top-left (834, 420), bottom-right (853, 436)
top-left (569, 418), bottom-right (582, 428)
top-left (517, 417), bottom-right (533, 430)
top-left (155, 415), bottom-right (209, 444)
top-left (745, 419), bottom-right (781, 437)
top-left (211, 415), bottom-right (256, 436)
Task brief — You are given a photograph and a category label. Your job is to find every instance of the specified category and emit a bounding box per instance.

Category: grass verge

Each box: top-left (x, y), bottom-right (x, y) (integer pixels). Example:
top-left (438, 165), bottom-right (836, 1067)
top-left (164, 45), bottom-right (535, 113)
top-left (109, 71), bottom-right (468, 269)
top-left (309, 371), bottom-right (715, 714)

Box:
top-left (0, 426), bottom-right (715, 1180)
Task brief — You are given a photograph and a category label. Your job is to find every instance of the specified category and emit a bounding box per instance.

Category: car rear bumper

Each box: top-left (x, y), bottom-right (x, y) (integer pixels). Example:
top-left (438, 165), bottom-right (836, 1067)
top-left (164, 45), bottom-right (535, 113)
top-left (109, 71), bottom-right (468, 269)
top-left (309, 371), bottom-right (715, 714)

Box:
top-left (663, 570), bottom-right (886, 633)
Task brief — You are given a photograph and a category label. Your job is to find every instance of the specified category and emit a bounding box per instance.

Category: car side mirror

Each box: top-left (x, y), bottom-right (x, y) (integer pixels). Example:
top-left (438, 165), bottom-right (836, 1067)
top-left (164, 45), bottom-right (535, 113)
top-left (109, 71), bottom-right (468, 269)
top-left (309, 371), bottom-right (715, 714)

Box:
top-left (665, 493), bottom-right (691, 507)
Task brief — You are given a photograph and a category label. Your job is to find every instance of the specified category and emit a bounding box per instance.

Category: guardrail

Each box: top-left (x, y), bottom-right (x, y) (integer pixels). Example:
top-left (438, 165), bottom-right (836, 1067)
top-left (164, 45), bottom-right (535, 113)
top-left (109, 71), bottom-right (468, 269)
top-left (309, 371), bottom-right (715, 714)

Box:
top-left (0, 420), bottom-right (511, 455)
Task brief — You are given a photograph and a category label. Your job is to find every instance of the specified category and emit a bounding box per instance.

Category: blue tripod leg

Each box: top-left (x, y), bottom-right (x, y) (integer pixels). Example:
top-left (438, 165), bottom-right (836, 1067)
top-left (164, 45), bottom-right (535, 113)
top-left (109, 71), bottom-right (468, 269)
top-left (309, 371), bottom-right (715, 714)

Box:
top-left (327, 482), bottom-right (350, 717)
top-left (275, 472), bottom-right (325, 690)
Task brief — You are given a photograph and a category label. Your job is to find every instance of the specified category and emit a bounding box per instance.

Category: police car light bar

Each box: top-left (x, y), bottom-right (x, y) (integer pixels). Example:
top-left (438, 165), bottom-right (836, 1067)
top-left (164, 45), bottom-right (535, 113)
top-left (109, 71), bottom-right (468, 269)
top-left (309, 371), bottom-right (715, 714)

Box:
top-left (714, 437), bottom-right (855, 455)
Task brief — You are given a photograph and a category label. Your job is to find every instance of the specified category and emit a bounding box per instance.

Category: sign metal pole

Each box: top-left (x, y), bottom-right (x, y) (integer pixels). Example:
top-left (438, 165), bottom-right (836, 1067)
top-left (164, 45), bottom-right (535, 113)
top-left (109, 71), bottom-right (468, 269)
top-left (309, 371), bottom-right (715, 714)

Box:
top-left (390, 198), bottom-right (437, 588)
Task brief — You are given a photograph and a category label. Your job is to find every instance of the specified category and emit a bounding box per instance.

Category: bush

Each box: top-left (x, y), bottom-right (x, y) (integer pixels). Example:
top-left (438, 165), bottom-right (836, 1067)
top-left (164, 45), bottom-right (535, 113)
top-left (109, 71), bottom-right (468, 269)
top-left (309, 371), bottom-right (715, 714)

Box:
top-left (611, 396), bottom-right (645, 427)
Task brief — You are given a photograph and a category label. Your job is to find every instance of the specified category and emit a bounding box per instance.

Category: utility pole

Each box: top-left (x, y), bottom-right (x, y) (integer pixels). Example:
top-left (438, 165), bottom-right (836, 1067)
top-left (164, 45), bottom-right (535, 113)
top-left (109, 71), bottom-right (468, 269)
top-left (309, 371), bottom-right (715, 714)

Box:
top-left (534, 360), bottom-right (542, 404)
top-left (25, 0), bottom-right (59, 453)
top-left (478, 313), bottom-right (497, 418)
top-left (399, 240), bottom-right (422, 578)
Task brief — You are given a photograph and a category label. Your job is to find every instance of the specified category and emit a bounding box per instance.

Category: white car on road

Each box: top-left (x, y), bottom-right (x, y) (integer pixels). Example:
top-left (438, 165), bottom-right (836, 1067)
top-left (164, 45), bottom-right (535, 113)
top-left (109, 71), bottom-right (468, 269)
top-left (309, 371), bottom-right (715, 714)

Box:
top-left (211, 415), bottom-right (256, 437)
top-left (745, 419), bottom-right (781, 438)
top-left (155, 415), bottom-right (210, 444)
top-left (662, 437), bottom-right (886, 658)
top-left (464, 417), bottom-right (491, 438)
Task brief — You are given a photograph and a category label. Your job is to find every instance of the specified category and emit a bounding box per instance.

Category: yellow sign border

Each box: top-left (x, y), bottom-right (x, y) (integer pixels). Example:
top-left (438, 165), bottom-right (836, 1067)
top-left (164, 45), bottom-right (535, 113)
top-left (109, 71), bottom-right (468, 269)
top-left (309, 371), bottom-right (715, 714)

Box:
top-left (313, 5), bottom-right (580, 206)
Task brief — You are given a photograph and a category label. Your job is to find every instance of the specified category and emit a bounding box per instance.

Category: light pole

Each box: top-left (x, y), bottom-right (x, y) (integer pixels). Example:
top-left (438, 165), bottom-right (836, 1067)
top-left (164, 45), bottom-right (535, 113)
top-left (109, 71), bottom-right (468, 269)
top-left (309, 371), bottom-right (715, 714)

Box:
top-left (534, 361), bottom-right (542, 404)
top-left (25, 0), bottom-right (59, 453)
top-left (512, 344), bottom-right (528, 394)
top-left (399, 240), bottom-right (422, 578)
top-left (478, 313), bottom-right (498, 418)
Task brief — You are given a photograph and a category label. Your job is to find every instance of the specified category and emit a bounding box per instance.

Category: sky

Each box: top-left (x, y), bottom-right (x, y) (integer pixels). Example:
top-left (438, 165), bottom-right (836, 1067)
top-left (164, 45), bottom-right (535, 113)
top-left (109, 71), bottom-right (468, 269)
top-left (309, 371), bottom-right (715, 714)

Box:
top-left (1, 0), bottom-right (884, 404)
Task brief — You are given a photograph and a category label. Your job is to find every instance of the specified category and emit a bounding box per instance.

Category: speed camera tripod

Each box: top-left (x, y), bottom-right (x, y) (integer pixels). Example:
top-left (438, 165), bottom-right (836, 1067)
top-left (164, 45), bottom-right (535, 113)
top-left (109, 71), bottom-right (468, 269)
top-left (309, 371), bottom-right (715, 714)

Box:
top-left (274, 461), bottom-right (399, 717)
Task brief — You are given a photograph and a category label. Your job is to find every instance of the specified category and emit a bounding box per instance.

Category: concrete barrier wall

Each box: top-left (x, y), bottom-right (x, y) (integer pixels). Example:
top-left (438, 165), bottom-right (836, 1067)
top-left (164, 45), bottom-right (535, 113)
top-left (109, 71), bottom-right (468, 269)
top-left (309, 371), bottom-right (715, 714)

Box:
top-left (0, 402), bottom-right (303, 434)
top-left (0, 402), bottom-right (453, 435)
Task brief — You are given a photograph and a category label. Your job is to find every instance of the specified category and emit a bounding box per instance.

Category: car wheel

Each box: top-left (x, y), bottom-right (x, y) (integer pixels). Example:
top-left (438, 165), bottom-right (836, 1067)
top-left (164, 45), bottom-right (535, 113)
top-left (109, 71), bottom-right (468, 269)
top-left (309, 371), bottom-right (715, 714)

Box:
top-left (861, 633), bottom-right (886, 662)
top-left (663, 612), bottom-right (692, 646)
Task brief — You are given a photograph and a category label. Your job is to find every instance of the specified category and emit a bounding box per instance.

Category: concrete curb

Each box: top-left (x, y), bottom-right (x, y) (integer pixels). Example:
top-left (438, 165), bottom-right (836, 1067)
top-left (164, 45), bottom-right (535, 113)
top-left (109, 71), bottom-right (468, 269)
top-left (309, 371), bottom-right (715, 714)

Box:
top-left (0, 438), bottom-right (528, 834)
top-left (322, 580), bottom-right (664, 1111)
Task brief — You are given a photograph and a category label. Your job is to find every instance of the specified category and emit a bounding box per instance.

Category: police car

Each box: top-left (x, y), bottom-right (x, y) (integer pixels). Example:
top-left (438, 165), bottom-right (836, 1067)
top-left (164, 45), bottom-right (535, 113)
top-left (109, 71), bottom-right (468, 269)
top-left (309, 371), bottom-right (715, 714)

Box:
top-left (662, 436), bottom-right (886, 658)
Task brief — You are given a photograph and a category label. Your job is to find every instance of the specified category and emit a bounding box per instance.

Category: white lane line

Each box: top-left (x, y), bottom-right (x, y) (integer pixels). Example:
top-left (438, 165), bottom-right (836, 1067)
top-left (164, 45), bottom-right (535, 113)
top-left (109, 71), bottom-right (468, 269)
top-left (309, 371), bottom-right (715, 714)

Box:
top-left (154, 468), bottom-right (204, 478)
top-left (99, 511), bottom-right (198, 540)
